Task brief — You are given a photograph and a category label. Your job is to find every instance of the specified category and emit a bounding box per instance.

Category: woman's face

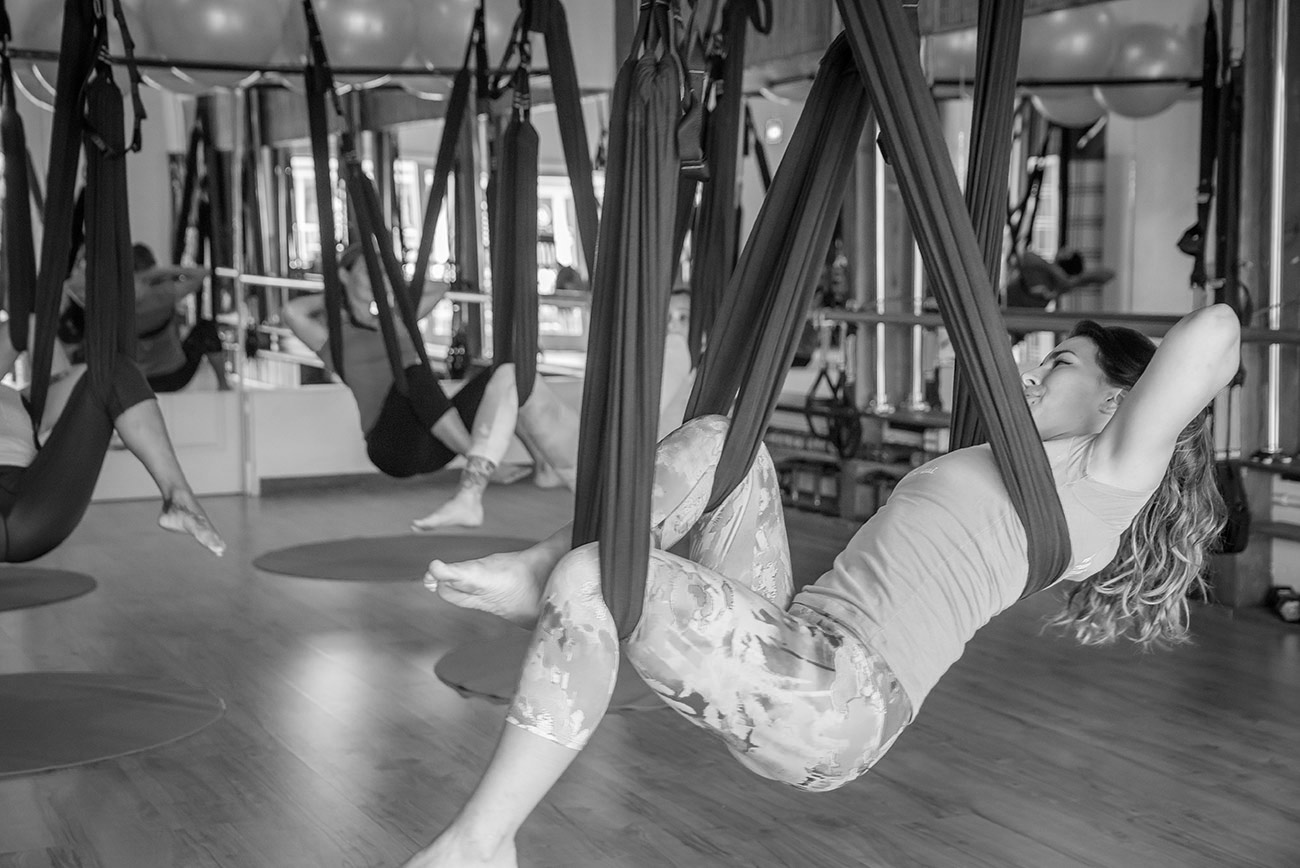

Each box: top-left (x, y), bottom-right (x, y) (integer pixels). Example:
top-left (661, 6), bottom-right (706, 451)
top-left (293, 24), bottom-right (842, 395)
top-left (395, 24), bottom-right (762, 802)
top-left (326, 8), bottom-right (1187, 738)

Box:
top-left (667, 294), bottom-right (691, 338)
top-left (1021, 336), bottom-right (1124, 440)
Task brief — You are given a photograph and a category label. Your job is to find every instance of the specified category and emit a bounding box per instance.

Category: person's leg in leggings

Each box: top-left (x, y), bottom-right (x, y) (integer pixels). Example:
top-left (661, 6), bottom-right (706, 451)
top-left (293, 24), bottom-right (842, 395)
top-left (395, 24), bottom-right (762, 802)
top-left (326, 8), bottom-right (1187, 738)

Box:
top-left (404, 508), bottom-right (904, 868)
top-left (412, 364), bottom-right (521, 530)
top-left (424, 413), bottom-right (789, 625)
top-left (36, 362), bottom-right (225, 556)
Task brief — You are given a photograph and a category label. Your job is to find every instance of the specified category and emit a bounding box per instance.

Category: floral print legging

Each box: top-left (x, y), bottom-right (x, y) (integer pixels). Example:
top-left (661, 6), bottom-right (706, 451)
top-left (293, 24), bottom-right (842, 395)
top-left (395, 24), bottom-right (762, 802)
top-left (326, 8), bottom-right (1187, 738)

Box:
top-left (506, 415), bottom-right (913, 792)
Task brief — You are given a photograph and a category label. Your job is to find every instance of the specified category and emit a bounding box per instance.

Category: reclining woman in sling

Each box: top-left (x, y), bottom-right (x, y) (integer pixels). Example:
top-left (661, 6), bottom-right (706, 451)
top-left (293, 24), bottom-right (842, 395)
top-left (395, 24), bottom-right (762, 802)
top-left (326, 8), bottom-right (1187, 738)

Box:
top-left (281, 244), bottom-right (579, 531)
top-left (0, 280), bottom-right (226, 564)
top-left (404, 303), bottom-right (1240, 867)
top-left (129, 243), bottom-right (225, 393)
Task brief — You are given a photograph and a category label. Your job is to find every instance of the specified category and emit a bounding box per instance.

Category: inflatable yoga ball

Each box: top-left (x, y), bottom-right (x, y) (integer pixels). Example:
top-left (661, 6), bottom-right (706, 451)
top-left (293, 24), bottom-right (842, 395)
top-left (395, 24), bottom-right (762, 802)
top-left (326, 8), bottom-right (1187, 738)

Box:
top-left (141, 0), bottom-right (291, 89)
top-left (1019, 7), bottom-right (1117, 80)
top-left (923, 27), bottom-right (978, 82)
top-left (1096, 24), bottom-right (1195, 119)
top-left (1031, 89), bottom-right (1106, 128)
top-left (281, 0), bottom-right (417, 87)
top-left (400, 0), bottom-right (511, 100)
top-left (17, 2), bottom-right (152, 104)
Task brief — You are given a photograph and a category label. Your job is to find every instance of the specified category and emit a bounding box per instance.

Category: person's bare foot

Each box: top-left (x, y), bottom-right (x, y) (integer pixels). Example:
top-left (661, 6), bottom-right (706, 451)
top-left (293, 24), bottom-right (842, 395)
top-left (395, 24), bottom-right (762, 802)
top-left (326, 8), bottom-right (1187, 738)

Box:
top-left (159, 490), bottom-right (225, 556)
top-left (412, 492), bottom-right (485, 531)
top-left (424, 548), bottom-right (550, 628)
top-left (401, 832), bottom-right (518, 868)
top-left (531, 461), bottom-right (565, 489)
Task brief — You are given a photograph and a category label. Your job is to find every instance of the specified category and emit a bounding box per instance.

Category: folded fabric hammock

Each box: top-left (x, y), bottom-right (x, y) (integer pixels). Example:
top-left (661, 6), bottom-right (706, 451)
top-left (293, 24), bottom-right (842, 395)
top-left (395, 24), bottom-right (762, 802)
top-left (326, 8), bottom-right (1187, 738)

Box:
top-left (570, 1), bottom-right (681, 639)
top-left (835, 0), bottom-right (1071, 596)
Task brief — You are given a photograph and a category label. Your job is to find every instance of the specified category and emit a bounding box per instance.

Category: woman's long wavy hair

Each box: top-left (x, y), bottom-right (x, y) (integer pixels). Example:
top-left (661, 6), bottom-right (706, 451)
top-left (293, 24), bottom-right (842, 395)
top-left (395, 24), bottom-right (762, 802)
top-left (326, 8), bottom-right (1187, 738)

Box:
top-left (1047, 320), bottom-right (1226, 648)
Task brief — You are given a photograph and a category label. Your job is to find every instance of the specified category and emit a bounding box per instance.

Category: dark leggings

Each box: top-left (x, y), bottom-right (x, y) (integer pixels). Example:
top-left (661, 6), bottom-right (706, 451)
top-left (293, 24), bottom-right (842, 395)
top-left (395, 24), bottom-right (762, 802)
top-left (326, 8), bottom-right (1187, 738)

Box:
top-left (0, 360), bottom-right (155, 563)
top-left (147, 320), bottom-right (222, 393)
top-left (364, 365), bottom-right (492, 478)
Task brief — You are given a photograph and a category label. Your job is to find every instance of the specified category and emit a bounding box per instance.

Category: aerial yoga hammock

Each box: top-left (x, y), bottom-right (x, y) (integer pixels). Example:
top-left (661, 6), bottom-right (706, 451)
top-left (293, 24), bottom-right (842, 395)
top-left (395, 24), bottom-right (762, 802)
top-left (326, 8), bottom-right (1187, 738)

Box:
top-left (0, 0), bottom-right (156, 563)
top-left (290, 0), bottom-right (591, 520)
top-left (573, 0), bottom-right (1069, 642)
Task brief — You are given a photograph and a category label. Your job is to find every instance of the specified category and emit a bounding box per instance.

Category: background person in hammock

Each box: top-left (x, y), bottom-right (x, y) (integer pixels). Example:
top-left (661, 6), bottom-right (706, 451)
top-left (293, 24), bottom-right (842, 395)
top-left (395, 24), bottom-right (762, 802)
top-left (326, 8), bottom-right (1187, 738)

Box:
top-left (0, 299), bottom-right (226, 562)
top-left (280, 243), bottom-right (579, 530)
top-left (129, 244), bottom-right (226, 393)
top-left (403, 304), bottom-right (1240, 868)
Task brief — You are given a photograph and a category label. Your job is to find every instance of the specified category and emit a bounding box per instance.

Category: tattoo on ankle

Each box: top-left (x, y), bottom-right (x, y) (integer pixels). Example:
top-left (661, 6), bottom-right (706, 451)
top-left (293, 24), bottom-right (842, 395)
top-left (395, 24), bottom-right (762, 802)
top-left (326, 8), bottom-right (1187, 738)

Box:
top-left (459, 456), bottom-right (496, 493)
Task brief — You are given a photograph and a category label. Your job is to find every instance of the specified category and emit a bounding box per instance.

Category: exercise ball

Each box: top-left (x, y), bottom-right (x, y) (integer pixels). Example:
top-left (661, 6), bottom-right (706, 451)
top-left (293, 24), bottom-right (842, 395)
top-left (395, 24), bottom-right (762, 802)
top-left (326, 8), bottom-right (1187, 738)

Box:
top-left (923, 27), bottom-right (978, 82)
top-left (1019, 7), bottom-right (1117, 80)
top-left (141, 0), bottom-right (291, 89)
top-left (282, 0), bottom-right (417, 87)
top-left (1031, 88), bottom-right (1106, 127)
top-left (411, 0), bottom-right (479, 67)
top-left (1095, 24), bottom-right (1195, 119)
top-left (19, 4), bottom-right (152, 100)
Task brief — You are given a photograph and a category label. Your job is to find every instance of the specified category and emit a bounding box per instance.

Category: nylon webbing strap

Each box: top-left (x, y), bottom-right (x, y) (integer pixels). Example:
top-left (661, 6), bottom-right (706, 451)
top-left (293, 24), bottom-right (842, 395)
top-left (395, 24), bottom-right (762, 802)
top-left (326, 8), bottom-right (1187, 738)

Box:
top-left (27, 0), bottom-right (98, 427)
top-left (835, 0), bottom-right (1072, 597)
top-left (686, 0), bottom-right (751, 366)
top-left (407, 18), bottom-right (476, 305)
top-left (571, 0), bottom-right (679, 639)
top-left (686, 37), bottom-right (869, 508)
top-left (1, 49), bottom-right (37, 350)
top-left (532, 0), bottom-right (598, 280)
top-left (1183, 3), bottom-right (1220, 292)
top-left (948, 0), bottom-right (1024, 454)
top-left (491, 69), bottom-right (540, 404)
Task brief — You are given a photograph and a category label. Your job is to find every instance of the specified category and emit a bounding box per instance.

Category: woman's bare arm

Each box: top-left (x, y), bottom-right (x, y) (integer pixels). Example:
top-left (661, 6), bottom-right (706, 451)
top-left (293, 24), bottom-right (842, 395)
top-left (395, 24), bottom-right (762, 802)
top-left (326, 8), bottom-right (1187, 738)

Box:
top-left (1090, 304), bottom-right (1241, 490)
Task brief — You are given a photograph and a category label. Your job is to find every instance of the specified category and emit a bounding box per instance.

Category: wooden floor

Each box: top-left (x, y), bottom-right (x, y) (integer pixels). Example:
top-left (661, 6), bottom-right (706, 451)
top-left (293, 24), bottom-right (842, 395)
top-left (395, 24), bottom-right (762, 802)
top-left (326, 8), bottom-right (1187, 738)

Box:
top-left (2, 472), bottom-right (1298, 868)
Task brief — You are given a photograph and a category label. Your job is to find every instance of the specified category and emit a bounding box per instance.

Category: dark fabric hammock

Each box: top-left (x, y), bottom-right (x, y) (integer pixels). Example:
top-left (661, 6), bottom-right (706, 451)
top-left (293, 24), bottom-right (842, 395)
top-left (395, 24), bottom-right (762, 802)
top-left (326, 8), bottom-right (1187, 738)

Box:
top-left (491, 67), bottom-right (540, 404)
top-left (0, 0), bottom-right (147, 563)
top-left (1, 54), bottom-right (36, 343)
top-left (585, 0), bottom-right (1072, 637)
top-left (685, 38), bottom-right (869, 511)
top-left (571, 2), bottom-right (681, 638)
top-left (836, 0), bottom-right (1071, 596)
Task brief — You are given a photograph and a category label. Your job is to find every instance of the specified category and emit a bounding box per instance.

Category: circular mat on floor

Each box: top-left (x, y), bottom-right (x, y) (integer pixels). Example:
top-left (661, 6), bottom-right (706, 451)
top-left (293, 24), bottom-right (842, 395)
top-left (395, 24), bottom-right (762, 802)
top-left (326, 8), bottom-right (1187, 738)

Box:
top-left (0, 568), bottom-right (97, 613)
top-left (0, 672), bottom-right (226, 777)
top-left (253, 534), bottom-right (537, 582)
top-left (436, 630), bottom-right (663, 711)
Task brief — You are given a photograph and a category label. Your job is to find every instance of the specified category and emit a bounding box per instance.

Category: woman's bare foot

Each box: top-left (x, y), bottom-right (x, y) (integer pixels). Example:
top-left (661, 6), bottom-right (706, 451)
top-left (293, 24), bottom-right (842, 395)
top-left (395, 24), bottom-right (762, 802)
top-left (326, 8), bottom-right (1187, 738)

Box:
top-left (159, 489), bottom-right (226, 556)
top-left (531, 461), bottom-right (565, 489)
top-left (401, 831), bottom-right (518, 868)
top-left (412, 492), bottom-right (485, 531)
top-left (424, 548), bottom-right (550, 628)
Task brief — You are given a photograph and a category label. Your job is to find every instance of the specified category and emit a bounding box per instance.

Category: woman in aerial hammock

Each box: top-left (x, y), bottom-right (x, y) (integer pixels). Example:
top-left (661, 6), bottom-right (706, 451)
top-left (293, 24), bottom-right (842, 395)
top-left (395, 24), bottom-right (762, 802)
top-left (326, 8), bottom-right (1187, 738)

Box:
top-left (404, 303), bottom-right (1239, 867)
top-left (128, 244), bottom-right (224, 393)
top-left (281, 243), bottom-right (579, 530)
top-left (0, 289), bottom-right (226, 564)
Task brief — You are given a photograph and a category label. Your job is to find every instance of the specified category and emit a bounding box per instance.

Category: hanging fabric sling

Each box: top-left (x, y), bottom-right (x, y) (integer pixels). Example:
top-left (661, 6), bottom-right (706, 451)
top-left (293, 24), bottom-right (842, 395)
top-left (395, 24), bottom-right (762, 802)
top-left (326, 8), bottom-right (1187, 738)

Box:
top-left (518, 0), bottom-right (599, 281)
top-left (491, 52), bottom-right (540, 403)
top-left (835, 0), bottom-right (1071, 596)
top-left (945, 0), bottom-right (1024, 453)
top-left (685, 37), bottom-right (870, 511)
top-left (1, 0), bottom-right (148, 562)
top-left (571, 0), bottom-right (681, 638)
top-left (301, 0), bottom-right (460, 433)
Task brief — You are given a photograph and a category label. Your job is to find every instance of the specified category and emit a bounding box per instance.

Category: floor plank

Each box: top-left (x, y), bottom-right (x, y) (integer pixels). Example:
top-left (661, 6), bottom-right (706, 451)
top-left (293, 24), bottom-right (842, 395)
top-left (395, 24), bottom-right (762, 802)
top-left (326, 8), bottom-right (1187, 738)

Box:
top-left (1, 472), bottom-right (1297, 867)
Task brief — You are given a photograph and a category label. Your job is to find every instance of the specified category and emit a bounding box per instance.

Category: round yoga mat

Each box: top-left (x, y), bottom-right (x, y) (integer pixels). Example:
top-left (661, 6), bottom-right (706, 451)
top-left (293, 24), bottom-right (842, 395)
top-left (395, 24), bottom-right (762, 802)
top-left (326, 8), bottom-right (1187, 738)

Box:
top-left (0, 672), bottom-right (226, 777)
top-left (436, 630), bottom-right (663, 711)
top-left (253, 534), bottom-right (537, 582)
top-left (0, 567), bottom-right (97, 613)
